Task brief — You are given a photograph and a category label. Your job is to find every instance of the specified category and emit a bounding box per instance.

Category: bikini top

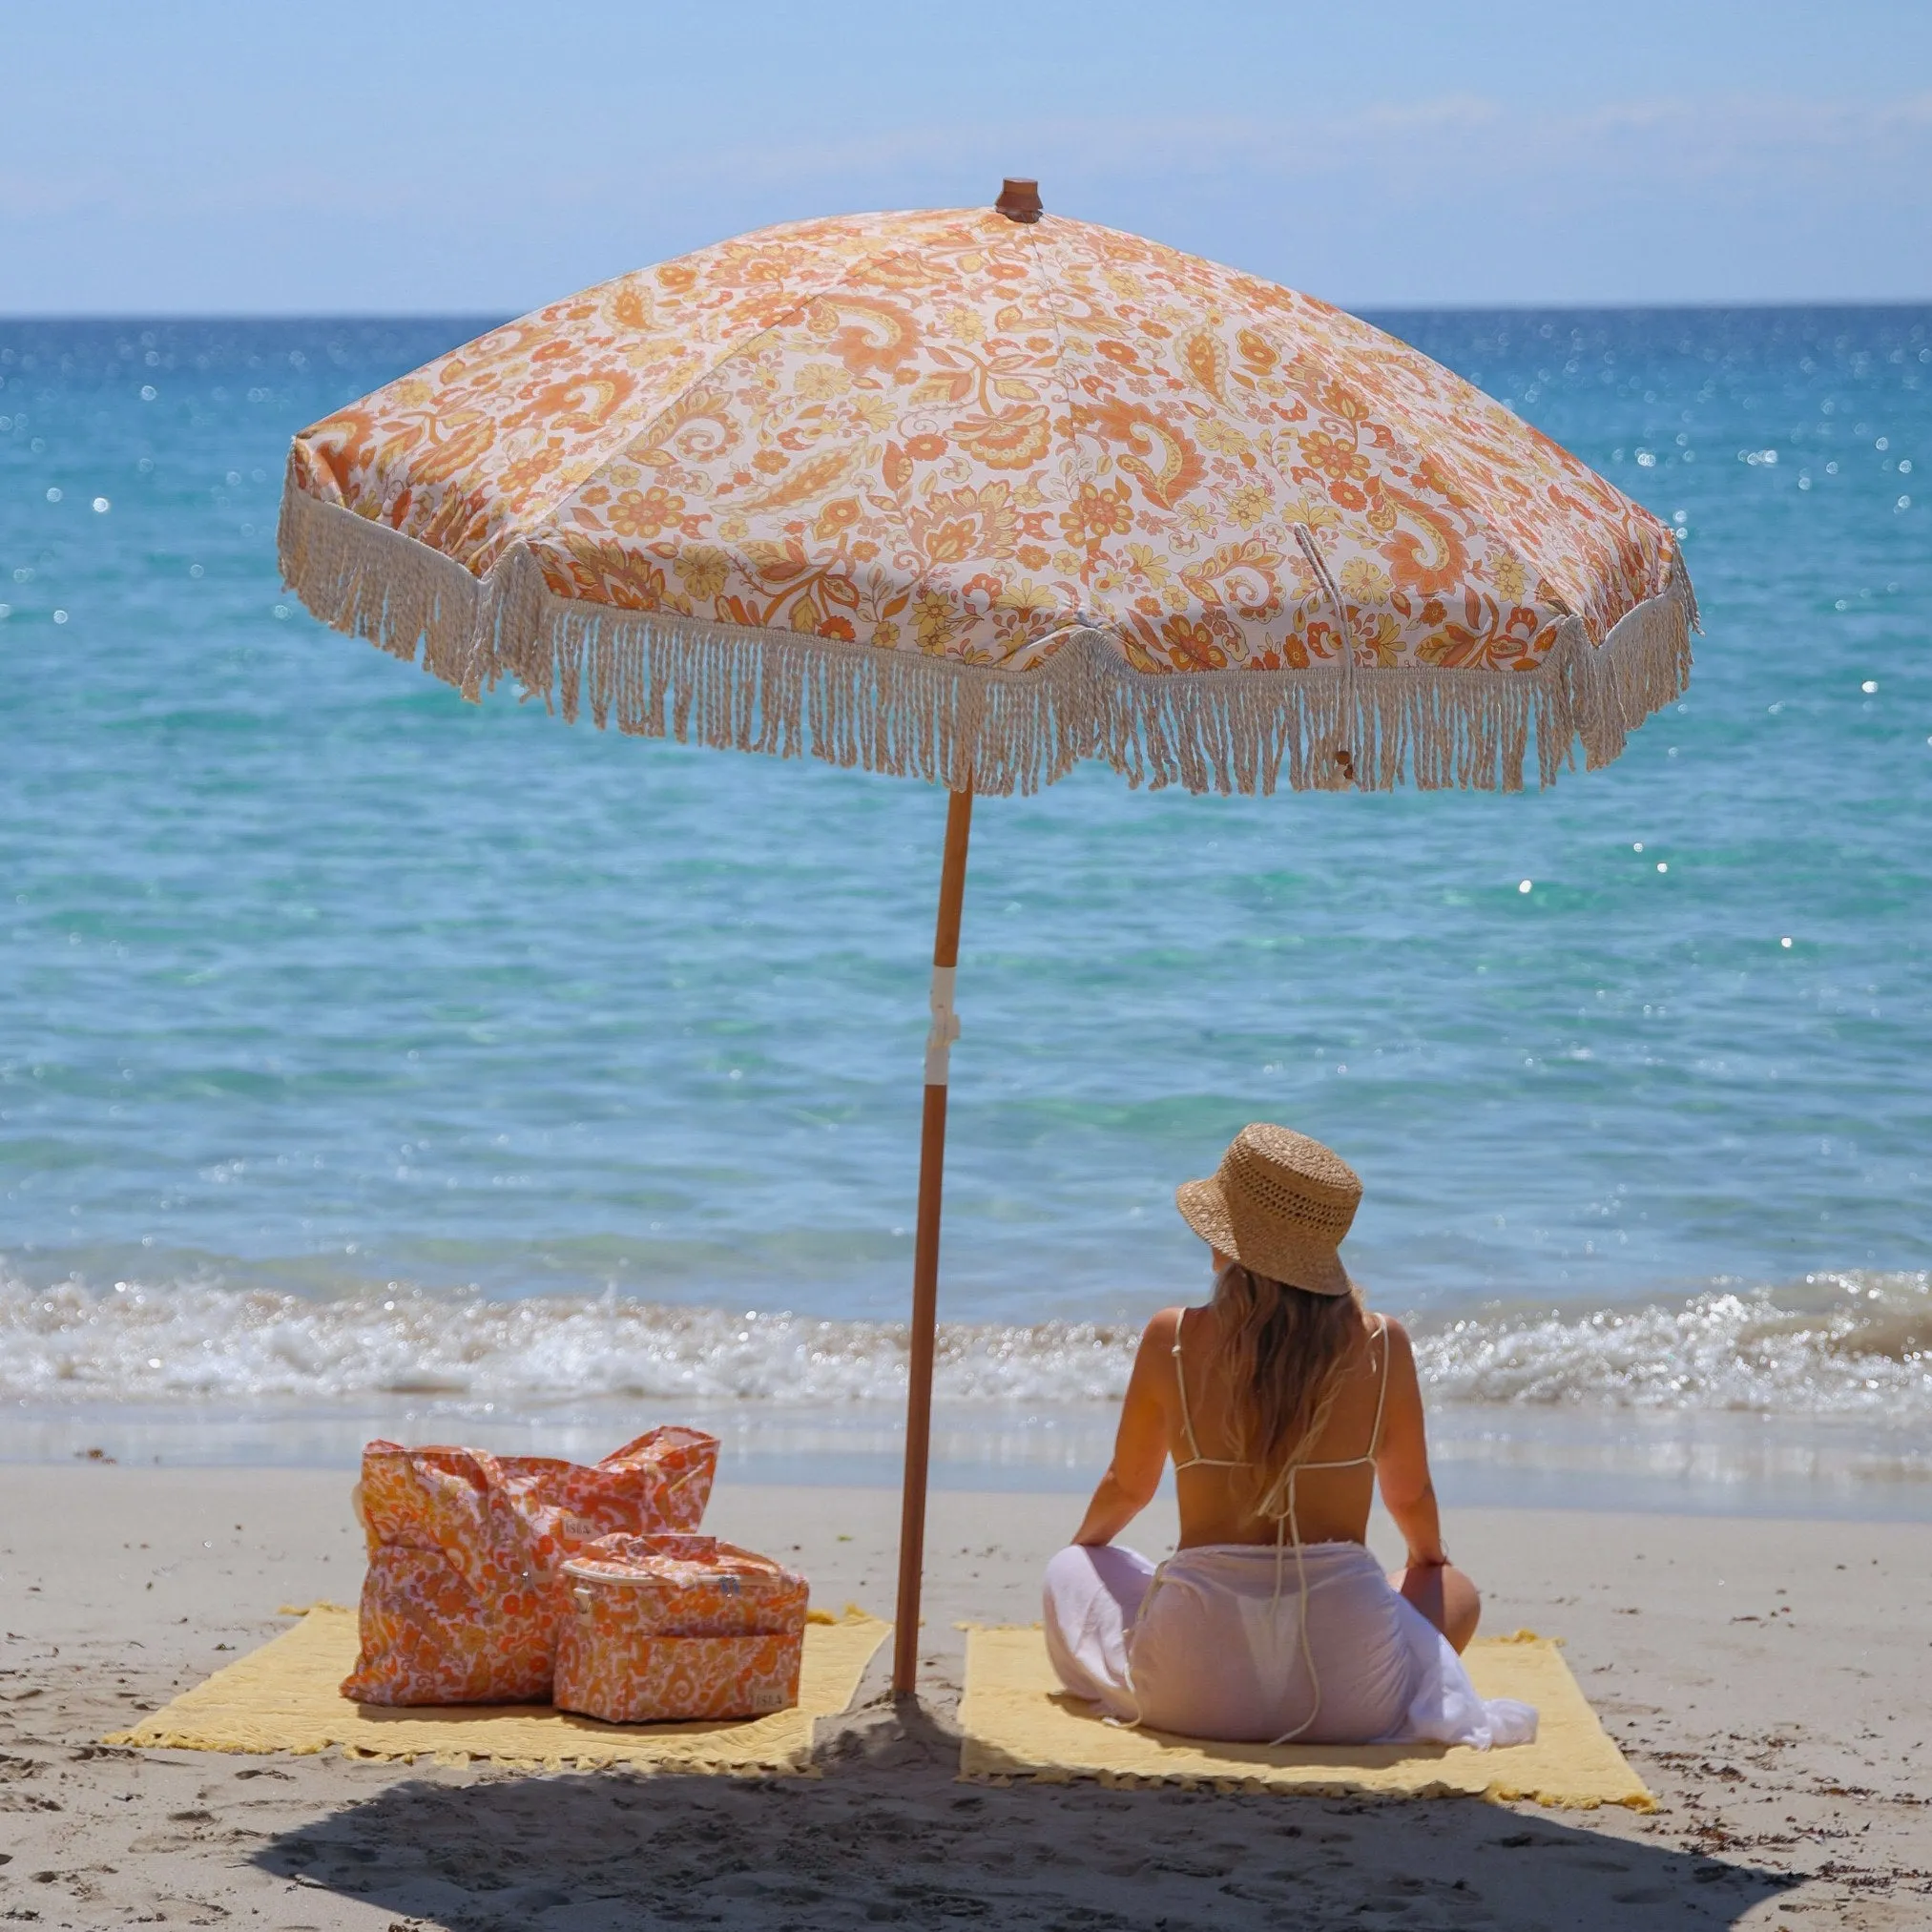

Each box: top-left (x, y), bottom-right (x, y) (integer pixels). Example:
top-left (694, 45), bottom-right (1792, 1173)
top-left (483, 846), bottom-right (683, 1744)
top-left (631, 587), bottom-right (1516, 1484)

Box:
top-left (1170, 1307), bottom-right (1392, 1515)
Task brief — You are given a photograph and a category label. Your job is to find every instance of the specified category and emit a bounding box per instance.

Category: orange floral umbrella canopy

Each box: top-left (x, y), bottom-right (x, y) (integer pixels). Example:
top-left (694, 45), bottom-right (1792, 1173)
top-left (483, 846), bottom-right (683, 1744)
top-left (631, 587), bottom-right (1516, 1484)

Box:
top-left (281, 203), bottom-right (1693, 795)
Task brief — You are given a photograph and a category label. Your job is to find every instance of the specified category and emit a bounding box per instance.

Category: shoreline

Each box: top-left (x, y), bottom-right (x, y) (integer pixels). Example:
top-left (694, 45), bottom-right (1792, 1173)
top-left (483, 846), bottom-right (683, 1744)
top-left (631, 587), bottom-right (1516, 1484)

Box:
top-left (2, 1467), bottom-right (1928, 1926)
top-left (5, 1396), bottom-right (1930, 1523)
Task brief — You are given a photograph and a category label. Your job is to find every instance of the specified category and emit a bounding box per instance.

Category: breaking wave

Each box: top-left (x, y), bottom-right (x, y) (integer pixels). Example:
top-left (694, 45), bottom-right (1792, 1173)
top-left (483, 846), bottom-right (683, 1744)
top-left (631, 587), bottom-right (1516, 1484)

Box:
top-left (2, 1266), bottom-right (1926, 1420)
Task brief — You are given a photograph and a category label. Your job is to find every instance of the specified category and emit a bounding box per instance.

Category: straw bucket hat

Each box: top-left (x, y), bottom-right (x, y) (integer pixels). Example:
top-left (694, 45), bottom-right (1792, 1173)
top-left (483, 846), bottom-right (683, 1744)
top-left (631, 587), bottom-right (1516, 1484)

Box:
top-left (1174, 1123), bottom-right (1361, 1298)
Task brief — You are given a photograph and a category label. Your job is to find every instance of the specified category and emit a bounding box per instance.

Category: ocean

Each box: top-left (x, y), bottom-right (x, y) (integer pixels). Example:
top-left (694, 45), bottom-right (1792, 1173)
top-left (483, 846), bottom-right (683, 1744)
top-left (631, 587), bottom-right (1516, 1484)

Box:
top-left (2, 305), bottom-right (1927, 1514)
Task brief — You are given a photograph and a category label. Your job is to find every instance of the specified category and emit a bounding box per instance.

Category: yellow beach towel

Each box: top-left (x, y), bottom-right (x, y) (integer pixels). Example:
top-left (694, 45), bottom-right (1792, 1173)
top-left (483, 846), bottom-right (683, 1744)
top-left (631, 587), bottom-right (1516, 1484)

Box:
top-left (958, 1627), bottom-right (1652, 1811)
top-left (106, 1605), bottom-right (887, 1774)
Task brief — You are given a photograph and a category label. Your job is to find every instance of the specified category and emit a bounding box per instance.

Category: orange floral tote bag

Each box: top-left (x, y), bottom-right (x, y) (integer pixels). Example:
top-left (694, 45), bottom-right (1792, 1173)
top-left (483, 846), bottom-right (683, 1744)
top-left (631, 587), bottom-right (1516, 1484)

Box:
top-left (343, 1426), bottom-right (719, 1705)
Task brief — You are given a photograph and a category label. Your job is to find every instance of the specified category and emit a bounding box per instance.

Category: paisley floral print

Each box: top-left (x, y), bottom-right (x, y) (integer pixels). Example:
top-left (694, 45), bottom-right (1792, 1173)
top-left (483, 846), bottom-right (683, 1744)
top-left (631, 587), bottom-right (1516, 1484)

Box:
top-left (283, 206), bottom-right (1693, 794)
top-left (343, 1428), bottom-right (718, 1707)
top-left (292, 205), bottom-right (1672, 677)
top-left (554, 1535), bottom-right (809, 1724)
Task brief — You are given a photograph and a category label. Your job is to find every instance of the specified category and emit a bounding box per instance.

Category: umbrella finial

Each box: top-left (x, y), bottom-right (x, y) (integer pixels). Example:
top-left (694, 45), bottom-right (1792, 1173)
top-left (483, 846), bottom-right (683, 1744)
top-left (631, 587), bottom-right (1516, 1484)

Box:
top-left (995, 178), bottom-right (1043, 223)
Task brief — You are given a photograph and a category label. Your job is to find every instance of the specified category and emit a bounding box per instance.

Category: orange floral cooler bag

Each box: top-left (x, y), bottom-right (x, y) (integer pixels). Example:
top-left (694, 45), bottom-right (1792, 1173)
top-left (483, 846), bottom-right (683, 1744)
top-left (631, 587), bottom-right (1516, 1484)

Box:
top-left (553, 1533), bottom-right (809, 1724)
top-left (343, 1426), bottom-right (718, 1705)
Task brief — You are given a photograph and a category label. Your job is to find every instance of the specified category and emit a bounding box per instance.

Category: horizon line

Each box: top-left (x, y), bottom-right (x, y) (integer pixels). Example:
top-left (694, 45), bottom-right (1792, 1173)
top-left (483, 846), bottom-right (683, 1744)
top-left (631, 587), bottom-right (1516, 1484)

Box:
top-left (5, 297), bottom-right (1931, 324)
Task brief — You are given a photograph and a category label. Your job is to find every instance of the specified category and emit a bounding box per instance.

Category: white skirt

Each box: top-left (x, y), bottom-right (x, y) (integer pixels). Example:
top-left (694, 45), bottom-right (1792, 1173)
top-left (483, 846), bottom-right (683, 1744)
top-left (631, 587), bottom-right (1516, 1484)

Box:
top-left (1043, 1541), bottom-right (1537, 1749)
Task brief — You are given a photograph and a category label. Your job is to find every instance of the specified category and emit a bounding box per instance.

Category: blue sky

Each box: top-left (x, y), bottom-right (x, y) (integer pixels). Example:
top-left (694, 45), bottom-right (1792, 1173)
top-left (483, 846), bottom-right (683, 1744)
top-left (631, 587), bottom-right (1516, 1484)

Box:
top-left (5, 0), bottom-right (1929, 313)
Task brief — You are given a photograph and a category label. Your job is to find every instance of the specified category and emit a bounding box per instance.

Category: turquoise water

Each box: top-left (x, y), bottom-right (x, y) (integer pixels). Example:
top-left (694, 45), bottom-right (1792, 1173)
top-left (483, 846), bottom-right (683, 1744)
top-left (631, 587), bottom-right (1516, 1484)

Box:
top-left (1, 308), bottom-right (1928, 1490)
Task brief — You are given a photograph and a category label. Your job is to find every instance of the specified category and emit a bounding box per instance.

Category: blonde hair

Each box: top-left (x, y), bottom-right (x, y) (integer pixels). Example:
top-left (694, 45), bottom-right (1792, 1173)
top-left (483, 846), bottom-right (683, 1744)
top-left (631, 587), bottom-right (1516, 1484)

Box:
top-left (1211, 1261), bottom-right (1367, 1520)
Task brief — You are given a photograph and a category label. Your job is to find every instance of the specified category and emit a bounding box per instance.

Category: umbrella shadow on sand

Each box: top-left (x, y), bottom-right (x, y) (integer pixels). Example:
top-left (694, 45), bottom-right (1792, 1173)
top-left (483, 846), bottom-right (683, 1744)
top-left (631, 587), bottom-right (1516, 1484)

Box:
top-left (250, 1705), bottom-right (1797, 1931)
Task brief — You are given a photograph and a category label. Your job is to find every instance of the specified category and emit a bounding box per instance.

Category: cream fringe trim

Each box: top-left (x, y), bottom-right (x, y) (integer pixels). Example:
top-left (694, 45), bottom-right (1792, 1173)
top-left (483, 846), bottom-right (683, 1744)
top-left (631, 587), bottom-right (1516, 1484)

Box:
top-left (280, 480), bottom-right (1696, 797)
top-left (277, 481), bottom-right (485, 695)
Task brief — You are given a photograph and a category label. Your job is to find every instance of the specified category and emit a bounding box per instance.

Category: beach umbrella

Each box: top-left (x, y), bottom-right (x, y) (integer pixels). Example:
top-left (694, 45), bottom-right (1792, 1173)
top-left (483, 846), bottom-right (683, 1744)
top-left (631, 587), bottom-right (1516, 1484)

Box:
top-left (279, 181), bottom-right (1695, 1697)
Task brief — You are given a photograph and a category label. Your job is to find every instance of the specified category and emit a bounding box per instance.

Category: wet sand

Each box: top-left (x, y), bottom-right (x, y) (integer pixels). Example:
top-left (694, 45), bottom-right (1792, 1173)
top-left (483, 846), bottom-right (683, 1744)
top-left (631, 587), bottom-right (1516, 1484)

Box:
top-left (2, 1465), bottom-right (1928, 1928)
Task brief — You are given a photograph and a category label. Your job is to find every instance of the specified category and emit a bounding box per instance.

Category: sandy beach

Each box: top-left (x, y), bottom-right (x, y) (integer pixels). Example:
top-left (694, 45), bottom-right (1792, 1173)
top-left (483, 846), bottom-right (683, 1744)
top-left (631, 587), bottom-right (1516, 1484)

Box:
top-left (0, 1465), bottom-right (1925, 1928)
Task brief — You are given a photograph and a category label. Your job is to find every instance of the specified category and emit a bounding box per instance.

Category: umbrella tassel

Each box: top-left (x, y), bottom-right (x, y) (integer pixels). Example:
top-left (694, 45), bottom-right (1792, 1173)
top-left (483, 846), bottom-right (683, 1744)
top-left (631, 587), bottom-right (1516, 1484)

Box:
top-left (300, 509), bottom-right (1693, 802)
top-left (278, 475), bottom-right (482, 692)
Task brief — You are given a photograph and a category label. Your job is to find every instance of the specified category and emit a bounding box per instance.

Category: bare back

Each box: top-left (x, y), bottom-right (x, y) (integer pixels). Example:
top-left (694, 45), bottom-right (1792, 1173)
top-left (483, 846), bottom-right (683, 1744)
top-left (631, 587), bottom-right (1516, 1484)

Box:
top-left (1069, 1262), bottom-right (1462, 1644)
top-left (1160, 1301), bottom-right (1397, 1549)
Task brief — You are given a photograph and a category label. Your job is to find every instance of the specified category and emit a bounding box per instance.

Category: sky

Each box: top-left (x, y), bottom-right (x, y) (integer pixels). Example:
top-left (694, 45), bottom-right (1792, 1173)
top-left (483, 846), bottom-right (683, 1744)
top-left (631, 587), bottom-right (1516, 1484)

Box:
top-left (4, 0), bottom-right (1930, 314)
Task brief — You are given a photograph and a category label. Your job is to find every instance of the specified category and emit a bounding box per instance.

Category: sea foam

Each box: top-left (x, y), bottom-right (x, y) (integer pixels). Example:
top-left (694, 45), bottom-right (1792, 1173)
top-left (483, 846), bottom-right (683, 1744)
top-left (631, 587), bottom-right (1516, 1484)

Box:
top-left (3, 1267), bottom-right (1925, 1421)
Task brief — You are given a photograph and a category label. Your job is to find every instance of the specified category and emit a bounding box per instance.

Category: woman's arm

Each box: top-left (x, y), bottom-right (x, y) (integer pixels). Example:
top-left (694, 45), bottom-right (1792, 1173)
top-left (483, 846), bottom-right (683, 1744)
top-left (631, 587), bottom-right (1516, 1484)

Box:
top-left (1371, 1319), bottom-right (1449, 1568)
top-left (1070, 1312), bottom-right (1175, 1548)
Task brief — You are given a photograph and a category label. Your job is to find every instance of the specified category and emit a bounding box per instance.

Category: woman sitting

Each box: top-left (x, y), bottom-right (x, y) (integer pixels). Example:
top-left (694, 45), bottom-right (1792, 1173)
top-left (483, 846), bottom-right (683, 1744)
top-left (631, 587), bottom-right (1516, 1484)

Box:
top-left (1044, 1123), bottom-right (1534, 1750)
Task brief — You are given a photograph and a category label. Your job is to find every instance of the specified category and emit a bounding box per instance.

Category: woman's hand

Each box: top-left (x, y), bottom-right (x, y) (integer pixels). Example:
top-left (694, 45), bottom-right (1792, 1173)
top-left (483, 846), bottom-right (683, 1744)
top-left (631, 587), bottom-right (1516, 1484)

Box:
top-left (1389, 1558), bottom-right (1482, 1652)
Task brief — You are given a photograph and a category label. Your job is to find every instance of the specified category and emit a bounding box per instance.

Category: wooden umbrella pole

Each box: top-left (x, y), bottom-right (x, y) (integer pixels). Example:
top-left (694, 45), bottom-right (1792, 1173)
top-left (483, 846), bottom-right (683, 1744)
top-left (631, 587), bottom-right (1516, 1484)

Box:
top-left (892, 783), bottom-right (974, 1699)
